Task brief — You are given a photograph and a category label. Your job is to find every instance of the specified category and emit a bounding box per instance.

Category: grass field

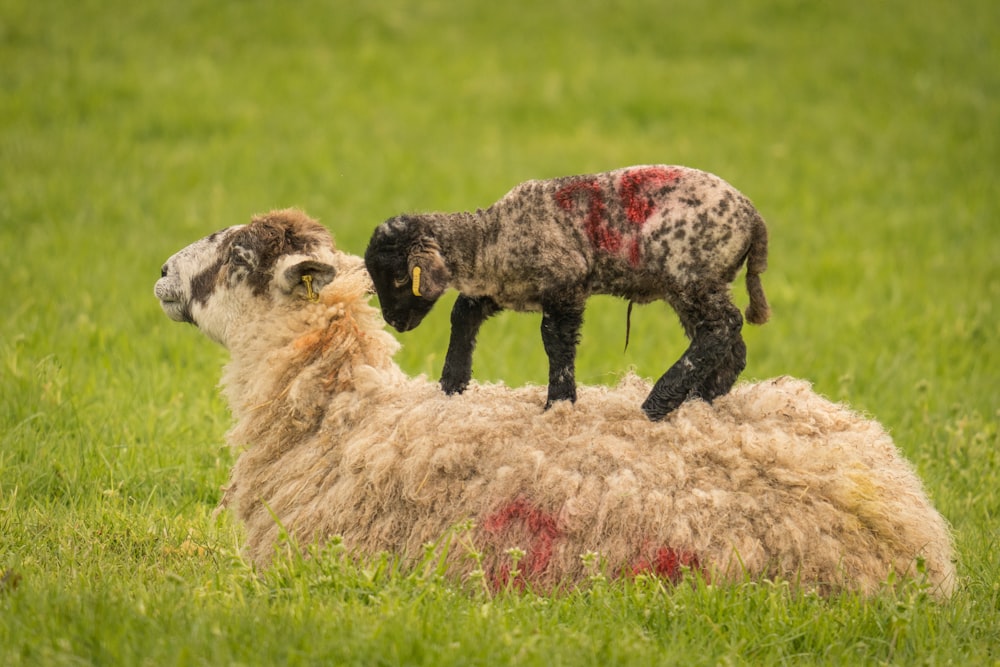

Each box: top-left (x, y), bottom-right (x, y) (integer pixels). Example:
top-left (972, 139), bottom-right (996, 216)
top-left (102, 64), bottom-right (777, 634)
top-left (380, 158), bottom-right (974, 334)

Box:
top-left (1, 0), bottom-right (998, 663)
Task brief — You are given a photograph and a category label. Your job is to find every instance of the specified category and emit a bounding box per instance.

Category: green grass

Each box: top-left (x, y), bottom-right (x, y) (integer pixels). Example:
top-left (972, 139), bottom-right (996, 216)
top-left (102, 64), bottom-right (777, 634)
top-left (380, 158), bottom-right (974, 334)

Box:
top-left (2, 0), bottom-right (998, 663)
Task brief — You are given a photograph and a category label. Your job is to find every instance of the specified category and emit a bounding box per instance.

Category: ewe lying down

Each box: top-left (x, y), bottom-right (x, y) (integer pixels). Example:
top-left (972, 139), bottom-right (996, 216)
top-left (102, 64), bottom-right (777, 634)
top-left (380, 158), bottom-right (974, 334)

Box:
top-left (155, 209), bottom-right (955, 597)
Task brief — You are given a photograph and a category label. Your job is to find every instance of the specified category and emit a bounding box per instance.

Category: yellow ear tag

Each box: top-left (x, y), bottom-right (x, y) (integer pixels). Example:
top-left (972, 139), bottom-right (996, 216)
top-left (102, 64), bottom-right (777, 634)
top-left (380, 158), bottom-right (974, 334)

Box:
top-left (302, 274), bottom-right (319, 302)
top-left (411, 266), bottom-right (422, 297)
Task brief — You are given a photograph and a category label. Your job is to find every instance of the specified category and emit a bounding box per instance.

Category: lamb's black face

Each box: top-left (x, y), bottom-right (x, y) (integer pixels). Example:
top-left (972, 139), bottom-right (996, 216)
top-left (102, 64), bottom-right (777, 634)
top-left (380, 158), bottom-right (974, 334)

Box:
top-left (364, 219), bottom-right (441, 332)
top-left (364, 251), bottom-right (437, 332)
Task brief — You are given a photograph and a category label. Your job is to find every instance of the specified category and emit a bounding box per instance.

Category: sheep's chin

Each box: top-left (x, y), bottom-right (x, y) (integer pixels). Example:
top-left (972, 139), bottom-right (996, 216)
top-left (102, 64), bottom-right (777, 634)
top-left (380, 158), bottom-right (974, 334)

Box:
top-left (154, 279), bottom-right (189, 322)
top-left (157, 300), bottom-right (189, 323)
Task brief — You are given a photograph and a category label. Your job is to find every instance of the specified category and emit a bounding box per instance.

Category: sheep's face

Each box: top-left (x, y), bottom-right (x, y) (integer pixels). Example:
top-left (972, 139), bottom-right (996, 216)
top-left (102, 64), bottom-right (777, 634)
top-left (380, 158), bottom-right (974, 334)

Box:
top-left (155, 209), bottom-right (341, 346)
top-left (155, 225), bottom-right (243, 330)
top-left (365, 216), bottom-right (451, 332)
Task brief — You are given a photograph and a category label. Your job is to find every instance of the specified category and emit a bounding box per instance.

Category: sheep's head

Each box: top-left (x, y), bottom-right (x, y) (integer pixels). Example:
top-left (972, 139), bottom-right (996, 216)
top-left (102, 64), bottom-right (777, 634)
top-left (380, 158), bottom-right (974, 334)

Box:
top-left (364, 215), bottom-right (451, 332)
top-left (155, 209), bottom-right (347, 347)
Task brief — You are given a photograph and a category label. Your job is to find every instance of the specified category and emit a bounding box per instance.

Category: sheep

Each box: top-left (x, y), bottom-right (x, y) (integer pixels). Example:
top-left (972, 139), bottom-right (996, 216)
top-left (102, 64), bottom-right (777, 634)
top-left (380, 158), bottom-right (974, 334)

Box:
top-left (155, 209), bottom-right (955, 598)
top-left (364, 165), bottom-right (770, 421)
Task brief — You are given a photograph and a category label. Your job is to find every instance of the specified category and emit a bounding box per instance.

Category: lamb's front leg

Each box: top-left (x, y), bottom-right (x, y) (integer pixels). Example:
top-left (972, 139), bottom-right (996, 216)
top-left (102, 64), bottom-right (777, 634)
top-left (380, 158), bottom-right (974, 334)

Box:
top-left (441, 295), bottom-right (502, 395)
top-left (540, 303), bottom-right (584, 409)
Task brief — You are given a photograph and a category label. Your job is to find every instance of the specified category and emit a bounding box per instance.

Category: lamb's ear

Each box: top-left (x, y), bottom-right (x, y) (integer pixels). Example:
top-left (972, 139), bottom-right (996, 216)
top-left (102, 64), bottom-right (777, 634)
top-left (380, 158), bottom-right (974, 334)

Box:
top-left (276, 256), bottom-right (337, 300)
top-left (408, 245), bottom-right (450, 300)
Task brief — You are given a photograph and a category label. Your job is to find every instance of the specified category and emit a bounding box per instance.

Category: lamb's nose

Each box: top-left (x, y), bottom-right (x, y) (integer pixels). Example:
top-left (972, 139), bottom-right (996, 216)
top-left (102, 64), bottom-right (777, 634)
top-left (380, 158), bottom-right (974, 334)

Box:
top-left (388, 315), bottom-right (413, 333)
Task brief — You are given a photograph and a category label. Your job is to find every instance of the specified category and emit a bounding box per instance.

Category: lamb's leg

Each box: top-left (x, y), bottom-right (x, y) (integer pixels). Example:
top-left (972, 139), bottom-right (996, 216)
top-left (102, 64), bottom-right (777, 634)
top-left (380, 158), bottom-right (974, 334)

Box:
top-left (642, 297), bottom-right (743, 421)
top-left (441, 295), bottom-right (502, 395)
top-left (691, 333), bottom-right (746, 404)
top-left (540, 303), bottom-right (584, 408)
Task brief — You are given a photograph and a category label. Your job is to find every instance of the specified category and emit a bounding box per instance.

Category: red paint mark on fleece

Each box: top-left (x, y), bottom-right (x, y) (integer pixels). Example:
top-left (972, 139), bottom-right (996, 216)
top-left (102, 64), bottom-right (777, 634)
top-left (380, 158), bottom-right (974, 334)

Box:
top-left (482, 498), bottom-right (561, 590)
top-left (554, 179), bottom-right (623, 255)
top-left (555, 167), bottom-right (682, 268)
top-left (630, 547), bottom-right (701, 583)
top-left (619, 166), bottom-right (682, 224)
top-left (628, 237), bottom-right (642, 267)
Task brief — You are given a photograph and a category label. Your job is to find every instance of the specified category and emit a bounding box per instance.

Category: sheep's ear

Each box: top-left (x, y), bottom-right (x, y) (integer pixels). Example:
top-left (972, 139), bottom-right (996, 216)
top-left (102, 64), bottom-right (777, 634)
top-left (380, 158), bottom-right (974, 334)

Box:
top-left (408, 246), bottom-right (450, 300)
top-left (277, 257), bottom-right (337, 300)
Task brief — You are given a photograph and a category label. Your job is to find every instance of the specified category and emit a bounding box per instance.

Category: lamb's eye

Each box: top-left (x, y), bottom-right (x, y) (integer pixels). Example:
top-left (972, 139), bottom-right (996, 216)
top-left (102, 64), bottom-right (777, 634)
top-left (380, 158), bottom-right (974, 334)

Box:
top-left (393, 274), bottom-right (409, 288)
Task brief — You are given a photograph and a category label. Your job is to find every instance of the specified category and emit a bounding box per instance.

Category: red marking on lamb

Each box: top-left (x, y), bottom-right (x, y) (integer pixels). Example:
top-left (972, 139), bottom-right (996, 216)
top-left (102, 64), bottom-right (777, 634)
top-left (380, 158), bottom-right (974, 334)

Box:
top-left (619, 166), bottom-right (681, 224)
top-left (631, 546), bottom-right (702, 583)
top-left (482, 498), bottom-right (561, 589)
top-left (555, 168), bottom-right (683, 268)
top-left (628, 237), bottom-right (642, 267)
top-left (554, 179), bottom-right (622, 255)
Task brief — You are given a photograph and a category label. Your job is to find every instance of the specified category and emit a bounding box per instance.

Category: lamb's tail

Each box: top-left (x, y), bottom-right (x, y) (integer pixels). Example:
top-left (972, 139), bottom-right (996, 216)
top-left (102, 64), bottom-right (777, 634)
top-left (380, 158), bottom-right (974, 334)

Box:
top-left (744, 212), bottom-right (770, 325)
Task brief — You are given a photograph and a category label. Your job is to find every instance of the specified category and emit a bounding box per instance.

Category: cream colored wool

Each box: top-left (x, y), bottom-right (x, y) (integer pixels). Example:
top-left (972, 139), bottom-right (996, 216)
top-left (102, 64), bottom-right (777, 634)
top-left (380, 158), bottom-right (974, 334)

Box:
top-left (209, 258), bottom-right (956, 599)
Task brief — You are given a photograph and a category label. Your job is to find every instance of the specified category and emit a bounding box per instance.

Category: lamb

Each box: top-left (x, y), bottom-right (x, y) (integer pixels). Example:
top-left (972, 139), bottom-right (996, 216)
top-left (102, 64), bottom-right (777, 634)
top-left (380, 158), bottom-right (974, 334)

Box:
top-left (155, 209), bottom-right (955, 598)
top-left (364, 165), bottom-right (770, 421)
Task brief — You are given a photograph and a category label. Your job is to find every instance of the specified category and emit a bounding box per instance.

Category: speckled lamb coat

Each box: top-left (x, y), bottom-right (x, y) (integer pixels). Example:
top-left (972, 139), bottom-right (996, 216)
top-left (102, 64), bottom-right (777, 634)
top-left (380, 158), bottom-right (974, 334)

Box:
top-left (365, 165), bottom-right (769, 420)
top-left (433, 166), bottom-right (766, 310)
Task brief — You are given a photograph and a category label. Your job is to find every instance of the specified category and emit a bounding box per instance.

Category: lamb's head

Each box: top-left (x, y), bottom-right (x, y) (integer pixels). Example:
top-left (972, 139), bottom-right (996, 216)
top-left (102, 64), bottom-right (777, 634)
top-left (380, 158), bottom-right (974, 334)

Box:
top-left (364, 215), bottom-right (451, 332)
top-left (155, 209), bottom-right (350, 347)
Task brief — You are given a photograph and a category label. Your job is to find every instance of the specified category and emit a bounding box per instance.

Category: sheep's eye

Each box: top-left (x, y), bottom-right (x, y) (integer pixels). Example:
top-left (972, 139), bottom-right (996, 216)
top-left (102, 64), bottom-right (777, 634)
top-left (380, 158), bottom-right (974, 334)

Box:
top-left (393, 274), bottom-right (409, 288)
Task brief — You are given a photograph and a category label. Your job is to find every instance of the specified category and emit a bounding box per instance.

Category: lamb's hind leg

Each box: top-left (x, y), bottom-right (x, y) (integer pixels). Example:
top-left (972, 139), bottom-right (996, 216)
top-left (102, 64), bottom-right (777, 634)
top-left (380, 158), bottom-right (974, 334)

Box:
top-left (692, 324), bottom-right (746, 404)
top-left (441, 295), bottom-right (502, 395)
top-left (641, 296), bottom-right (743, 421)
top-left (540, 302), bottom-right (584, 409)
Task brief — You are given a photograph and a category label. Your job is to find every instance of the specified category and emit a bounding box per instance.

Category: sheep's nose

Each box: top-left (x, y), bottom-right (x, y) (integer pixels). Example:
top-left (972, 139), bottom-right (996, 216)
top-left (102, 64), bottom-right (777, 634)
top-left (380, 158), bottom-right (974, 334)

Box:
top-left (160, 264), bottom-right (169, 278)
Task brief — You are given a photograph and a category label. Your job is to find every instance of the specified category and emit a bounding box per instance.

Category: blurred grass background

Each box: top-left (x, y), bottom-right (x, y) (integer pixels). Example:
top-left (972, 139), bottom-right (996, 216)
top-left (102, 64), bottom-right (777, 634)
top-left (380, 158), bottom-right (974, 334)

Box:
top-left (1, 0), bottom-right (997, 663)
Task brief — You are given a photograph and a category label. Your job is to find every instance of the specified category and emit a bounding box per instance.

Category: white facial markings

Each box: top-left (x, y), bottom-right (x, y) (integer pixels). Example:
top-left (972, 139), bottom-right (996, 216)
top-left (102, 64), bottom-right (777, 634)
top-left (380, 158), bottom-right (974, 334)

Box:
top-left (154, 225), bottom-right (244, 326)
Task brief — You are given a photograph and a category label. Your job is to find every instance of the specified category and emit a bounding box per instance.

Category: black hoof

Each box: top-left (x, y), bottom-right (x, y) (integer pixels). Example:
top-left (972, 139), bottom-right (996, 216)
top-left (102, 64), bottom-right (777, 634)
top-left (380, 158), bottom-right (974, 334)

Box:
top-left (544, 392), bottom-right (576, 411)
top-left (641, 390), bottom-right (686, 422)
top-left (440, 378), bottom-right (469, 395)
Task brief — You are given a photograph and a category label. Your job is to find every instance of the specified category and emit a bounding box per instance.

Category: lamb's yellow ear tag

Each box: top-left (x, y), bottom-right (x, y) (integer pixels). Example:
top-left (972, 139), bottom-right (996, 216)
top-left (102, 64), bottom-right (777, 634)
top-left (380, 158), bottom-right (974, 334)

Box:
top-left (411, 266), bottom-right (422, 297)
